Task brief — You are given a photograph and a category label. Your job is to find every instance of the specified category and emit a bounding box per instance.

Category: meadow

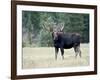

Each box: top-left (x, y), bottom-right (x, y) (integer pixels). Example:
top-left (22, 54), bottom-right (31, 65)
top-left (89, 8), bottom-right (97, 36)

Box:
top-left (22, 44), bottom-right (89, 69)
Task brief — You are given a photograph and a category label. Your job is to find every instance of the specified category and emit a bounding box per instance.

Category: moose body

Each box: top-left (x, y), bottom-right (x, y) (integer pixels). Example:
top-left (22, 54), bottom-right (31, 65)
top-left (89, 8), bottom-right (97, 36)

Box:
top-left (43, 23), bottom-right (81, 60)
top-left (52, 32), bottom-right (81, 59)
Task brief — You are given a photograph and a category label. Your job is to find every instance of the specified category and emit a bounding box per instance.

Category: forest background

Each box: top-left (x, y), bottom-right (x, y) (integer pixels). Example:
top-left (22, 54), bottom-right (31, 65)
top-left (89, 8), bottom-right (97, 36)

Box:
top-left (22, 11), bottom-right (89, 47)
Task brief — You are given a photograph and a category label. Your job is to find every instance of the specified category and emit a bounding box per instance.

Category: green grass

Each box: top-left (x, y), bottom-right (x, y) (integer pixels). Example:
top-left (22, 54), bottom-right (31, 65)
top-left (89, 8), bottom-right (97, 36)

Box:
top-left (22, 44), bottom-right (89, 69)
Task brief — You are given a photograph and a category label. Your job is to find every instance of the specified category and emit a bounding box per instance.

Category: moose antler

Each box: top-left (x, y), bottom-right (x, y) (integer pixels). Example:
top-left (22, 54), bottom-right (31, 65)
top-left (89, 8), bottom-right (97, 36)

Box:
top-left (60, 23), bottom-right (64, 31)
top-left (43, 22), bottom-right (53, 32)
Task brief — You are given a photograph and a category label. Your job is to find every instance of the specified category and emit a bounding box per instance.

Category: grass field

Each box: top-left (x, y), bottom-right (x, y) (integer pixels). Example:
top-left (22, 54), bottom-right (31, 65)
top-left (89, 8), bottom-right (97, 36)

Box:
top-left (22, 44), bottom-right (89, 69)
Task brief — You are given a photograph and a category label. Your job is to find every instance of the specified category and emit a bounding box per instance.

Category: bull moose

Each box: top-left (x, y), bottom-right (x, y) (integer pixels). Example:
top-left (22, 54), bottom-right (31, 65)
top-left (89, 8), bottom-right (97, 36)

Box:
top-left (44, 23), bottom-right (81, 60)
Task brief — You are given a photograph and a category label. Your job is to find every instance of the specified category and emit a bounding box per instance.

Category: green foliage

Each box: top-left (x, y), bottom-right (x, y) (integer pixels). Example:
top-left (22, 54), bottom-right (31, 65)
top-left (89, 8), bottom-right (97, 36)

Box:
top-left (36, 29), bottom-right (53, 47)
top-left (22, 11), bottom-right (89, 47)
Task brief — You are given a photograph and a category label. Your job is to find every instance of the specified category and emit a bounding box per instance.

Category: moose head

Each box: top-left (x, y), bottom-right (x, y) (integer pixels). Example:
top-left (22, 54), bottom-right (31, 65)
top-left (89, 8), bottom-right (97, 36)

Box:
top-left (43, 22), bottom-right (65, 41)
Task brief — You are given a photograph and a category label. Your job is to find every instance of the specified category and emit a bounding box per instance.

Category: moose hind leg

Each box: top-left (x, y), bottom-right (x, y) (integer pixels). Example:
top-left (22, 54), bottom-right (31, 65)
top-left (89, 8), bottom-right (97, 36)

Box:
top-left (74, 46), bottom-right (78, 58)
top-left (78, 46), bottom-right (81, 57)
top-left (55, 47), bottom-right (59, 60)
top-left (74, 45), bottom-right (81, 58)
top-left (60, 48), bottom-right (64, 60)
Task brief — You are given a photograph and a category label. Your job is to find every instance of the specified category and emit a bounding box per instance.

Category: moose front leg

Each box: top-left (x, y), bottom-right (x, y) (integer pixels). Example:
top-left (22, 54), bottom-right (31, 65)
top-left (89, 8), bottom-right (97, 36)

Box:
top-left (60, 48), bottom-right (64, 60)
top-left (55, 47), bottom-right (59, 60)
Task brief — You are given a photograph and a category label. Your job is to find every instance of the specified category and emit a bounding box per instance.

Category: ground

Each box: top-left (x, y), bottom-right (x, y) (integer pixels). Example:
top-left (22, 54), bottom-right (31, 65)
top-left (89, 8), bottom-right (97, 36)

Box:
top-left (22, 44), bottom-right (89, 69)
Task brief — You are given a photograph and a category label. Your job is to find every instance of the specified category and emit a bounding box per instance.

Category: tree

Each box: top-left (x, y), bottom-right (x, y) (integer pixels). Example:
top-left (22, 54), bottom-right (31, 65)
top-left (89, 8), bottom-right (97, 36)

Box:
top-left (22, 11), bottom-right (89, 47)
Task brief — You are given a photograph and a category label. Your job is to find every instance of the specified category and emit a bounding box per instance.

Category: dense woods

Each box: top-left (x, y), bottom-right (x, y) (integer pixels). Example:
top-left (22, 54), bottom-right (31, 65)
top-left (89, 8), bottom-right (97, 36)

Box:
top-left (22, 11), bottom-right (89, 47)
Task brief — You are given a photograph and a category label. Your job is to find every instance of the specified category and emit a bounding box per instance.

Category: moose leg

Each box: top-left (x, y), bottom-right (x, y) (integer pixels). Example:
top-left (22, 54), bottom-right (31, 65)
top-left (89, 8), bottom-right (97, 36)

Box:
top-left (60, 48), bottom-right (64, 60)
top-left (78, 45), bottom-right (81, 57)
top-left (55, 47), bottom-right (59, 60)
top-left (74, 46), bottom-right (78, 58)
top-left (79, 49), bottom-right (81, 57)
top-left (74, 45), bottom-right (81, 58)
